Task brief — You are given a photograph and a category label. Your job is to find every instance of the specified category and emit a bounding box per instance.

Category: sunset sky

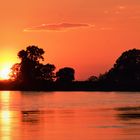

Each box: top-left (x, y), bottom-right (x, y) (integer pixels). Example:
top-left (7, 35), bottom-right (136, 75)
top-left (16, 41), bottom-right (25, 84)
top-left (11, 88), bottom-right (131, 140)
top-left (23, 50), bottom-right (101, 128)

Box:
top-left (0, 0), bottom-right (140, 80)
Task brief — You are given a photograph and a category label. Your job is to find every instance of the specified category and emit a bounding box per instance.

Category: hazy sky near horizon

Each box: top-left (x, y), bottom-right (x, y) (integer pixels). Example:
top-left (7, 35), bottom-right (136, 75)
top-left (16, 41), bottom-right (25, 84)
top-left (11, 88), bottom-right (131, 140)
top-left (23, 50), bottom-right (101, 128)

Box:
top-left (0, 0), bottom-right (140, 79)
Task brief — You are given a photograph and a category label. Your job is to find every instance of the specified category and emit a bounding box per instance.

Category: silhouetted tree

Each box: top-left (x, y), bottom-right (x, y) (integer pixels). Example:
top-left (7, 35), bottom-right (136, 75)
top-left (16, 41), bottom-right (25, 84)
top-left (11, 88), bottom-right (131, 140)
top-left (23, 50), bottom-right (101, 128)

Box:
top-left (10, 45), bottom-right (56, 83)
top-left (17, 46), bottom-right (44, 82)
top-left (56, 67), bottom-right (75, 83)
top-left (97, 48), bottom-right (140, 88)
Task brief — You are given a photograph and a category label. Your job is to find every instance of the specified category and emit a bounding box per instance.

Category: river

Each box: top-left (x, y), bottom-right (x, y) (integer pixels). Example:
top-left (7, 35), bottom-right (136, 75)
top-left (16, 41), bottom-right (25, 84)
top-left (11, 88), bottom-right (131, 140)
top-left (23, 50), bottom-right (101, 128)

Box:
top-left (0, 91), bottom-right (140, 140)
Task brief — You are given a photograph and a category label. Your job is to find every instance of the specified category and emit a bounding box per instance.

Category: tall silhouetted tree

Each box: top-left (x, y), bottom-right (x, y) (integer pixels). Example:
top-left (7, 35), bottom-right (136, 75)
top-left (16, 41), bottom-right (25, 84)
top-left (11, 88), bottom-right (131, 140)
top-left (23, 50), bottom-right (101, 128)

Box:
top-left (17, 46), bottom-right (44, 82)
top-left (10, 45), bottom-right (55, 83)
top-left (56, 67), bottom-right (75, 83)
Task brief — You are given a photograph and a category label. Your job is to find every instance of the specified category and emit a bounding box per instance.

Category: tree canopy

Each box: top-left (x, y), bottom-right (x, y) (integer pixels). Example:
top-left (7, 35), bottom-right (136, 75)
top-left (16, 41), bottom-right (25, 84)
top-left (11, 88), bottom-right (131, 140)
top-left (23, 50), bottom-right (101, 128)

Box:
top-left (18, 46), bottom-right (44, 62)
top-left (96, 48), bottom-right (140, 88)
top-left (10, 45), bottom-right (56, 83)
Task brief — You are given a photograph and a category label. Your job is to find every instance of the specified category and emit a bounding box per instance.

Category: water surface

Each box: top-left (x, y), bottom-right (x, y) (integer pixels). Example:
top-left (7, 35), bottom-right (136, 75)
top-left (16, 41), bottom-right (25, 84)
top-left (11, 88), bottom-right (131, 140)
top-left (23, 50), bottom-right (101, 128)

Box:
top-left (0, 91), bottom-right (140, 140)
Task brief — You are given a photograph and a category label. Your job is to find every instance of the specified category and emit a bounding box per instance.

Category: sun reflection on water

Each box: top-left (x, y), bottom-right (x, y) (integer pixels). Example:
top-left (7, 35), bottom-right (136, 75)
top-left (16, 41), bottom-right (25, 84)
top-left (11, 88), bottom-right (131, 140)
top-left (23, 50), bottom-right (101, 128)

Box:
top-left (0, 91), bottom-right (11, 140)
top-left (1, 111), bottom-right (11, 124)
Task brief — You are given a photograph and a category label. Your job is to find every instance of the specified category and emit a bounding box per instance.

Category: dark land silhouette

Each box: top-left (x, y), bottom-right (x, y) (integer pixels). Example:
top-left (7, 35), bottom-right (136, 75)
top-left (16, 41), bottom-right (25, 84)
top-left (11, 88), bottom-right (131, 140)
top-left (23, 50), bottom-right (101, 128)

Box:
top-left (0, 46), bottom-right (140, 91)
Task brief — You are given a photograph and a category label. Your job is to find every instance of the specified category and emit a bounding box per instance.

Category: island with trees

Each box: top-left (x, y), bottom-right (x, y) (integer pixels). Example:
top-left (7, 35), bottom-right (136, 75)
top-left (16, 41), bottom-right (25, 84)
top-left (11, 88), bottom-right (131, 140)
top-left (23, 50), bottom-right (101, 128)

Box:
top-left (0, 45), bottom-right (140, 91)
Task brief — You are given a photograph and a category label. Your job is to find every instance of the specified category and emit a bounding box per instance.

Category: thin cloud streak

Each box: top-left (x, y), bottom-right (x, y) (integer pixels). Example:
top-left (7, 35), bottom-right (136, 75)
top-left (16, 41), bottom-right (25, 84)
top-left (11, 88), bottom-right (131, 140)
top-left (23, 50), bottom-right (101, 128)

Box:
top-left (24, 23), bottom-right (93, 32)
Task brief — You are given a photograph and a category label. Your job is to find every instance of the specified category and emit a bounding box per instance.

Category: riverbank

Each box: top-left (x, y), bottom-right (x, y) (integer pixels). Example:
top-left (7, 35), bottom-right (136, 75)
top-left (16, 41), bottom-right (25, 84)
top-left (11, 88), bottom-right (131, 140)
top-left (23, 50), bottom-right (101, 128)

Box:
top-left (0, 80), bottom-right (140, 92)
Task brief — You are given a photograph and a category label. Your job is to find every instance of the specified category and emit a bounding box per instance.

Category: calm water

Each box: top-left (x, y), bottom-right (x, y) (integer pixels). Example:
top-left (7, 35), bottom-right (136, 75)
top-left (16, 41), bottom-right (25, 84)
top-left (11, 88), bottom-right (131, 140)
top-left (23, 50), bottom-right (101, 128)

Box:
top-left (0, 91), bottom-right (140, 140)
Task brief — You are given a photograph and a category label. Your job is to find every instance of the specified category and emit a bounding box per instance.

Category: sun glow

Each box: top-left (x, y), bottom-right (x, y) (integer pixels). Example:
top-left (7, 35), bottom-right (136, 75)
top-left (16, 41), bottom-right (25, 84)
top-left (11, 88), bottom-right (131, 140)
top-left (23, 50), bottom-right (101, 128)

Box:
top-left (0, 64), bottom-right (12, 80)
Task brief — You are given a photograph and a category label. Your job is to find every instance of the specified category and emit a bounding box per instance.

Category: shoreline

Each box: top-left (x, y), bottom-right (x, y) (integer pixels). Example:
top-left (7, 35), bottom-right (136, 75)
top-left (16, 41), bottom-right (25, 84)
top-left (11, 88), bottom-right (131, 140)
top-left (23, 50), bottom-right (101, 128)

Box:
top-left (0, 80), bottom-right (140, 92)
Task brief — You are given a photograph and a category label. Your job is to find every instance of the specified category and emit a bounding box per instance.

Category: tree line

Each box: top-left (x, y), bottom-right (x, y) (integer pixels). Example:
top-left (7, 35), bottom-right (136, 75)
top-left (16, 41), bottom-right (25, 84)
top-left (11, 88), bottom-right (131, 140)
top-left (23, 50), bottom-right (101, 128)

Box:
top-left (2, 46), bottom-right (140, 91)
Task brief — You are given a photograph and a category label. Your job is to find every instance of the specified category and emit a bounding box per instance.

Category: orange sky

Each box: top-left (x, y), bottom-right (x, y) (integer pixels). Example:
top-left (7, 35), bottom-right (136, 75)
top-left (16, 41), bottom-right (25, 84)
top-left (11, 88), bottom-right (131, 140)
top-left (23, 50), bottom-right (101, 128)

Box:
top-left (0, 0), bottom-right (140, 80)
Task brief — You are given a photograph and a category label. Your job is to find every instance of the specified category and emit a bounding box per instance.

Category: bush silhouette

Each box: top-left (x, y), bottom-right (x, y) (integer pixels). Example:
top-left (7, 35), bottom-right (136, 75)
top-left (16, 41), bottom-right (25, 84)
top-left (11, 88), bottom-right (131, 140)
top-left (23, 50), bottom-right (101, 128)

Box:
top-left (56, 67), bottom-right (75, 83)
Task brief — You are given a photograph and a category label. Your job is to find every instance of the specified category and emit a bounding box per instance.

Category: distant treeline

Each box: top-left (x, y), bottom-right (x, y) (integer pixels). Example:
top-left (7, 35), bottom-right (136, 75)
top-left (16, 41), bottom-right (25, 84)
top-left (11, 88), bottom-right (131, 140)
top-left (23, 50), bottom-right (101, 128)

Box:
top-left (1, 46), bottom-right (140, 91)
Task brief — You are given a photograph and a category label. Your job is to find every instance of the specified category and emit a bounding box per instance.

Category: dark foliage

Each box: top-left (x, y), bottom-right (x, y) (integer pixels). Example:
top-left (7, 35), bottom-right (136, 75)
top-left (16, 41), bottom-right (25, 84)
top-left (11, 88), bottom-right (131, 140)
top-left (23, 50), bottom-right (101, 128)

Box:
top-left (5, 47), bottom-right (140, 91)
top-left (56, 67), bottom-right (75, 83)
top-left (18, 46), bottom-right (44, 62)
top-left (10, 63), bottom-right (21, 80)
top-left (36, 63), bottom-right (56, 81)
top-left (95, 48), bottom-right (140, 90)
top-left (10, 45), bottom-right (55, 83)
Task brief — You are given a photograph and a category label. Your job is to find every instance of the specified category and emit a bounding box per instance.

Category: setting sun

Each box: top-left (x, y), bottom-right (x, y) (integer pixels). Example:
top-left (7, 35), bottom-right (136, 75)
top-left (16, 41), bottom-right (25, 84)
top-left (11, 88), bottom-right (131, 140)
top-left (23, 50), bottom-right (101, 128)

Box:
top-left (0, 64), bottom-right (12, 80)
top-left (0, 50), bottom-right (18, 80)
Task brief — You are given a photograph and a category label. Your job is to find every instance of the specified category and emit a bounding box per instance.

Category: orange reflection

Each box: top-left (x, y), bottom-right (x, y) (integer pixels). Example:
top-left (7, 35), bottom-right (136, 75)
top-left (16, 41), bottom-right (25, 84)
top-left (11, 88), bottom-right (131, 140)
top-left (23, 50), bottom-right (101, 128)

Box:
top-left (0, 91), bottom-right (11, 140)
top-left (0, 111), bottom-right (12, 140)
top-left (0, 91), bottom-right (10, 105)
